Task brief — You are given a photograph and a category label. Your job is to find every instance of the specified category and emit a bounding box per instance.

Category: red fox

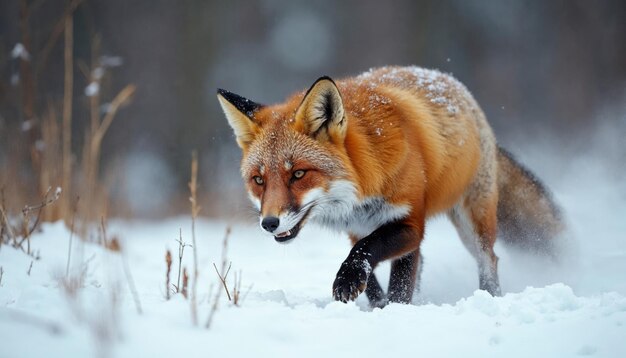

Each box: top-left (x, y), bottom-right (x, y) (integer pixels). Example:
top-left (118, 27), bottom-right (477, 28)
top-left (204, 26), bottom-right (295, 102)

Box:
top-left (217, 66), bottom-right (564, 307)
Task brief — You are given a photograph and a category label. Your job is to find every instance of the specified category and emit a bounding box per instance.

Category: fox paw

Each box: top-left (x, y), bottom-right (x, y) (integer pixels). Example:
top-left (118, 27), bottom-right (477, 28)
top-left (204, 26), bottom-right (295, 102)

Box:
top-left (332, 259), bottom-right (372, 303)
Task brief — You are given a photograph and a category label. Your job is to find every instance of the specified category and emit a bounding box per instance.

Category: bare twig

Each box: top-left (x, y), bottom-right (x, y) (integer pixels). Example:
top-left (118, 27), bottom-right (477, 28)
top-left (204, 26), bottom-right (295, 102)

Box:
top-left (18, 186), bottom-right (62, 254)
top-left (22, 187), bottom-right (62, 215)
top-left (27, 260), bottom-right (33, 276)
top-left (174, 229), bottom-right (190, 293)
top-left (213, 262), bottom-right (232, 301)
top-left (188, 150), bottom-right (200, 325)
top-left (0, 266), bottom-right (4, 286)
top-left (212, 226), bottom-right (233, 302)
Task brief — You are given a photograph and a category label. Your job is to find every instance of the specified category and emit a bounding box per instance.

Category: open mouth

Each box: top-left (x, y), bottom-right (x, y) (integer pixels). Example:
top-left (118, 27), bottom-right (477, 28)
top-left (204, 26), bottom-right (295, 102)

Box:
top-left (273, 210), bottom-right (311, 243)
top-left (273, 223), bottom-right (302, 243)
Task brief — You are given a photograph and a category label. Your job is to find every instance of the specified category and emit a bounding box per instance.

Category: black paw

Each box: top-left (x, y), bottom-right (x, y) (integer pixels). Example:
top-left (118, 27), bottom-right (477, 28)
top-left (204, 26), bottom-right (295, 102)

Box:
top-left (332, 259), bottom-right (372, 303)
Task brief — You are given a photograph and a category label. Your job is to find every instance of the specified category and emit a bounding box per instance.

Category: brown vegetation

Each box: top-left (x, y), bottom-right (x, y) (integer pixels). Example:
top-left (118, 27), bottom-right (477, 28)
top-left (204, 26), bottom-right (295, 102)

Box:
top-left (1, 0), bottom-right (136, 241)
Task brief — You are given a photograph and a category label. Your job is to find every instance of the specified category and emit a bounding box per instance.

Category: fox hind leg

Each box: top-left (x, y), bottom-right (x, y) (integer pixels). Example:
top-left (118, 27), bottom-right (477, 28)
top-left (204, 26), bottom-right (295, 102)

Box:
top-left (448, 199), bottom-right (501, 296)
top-left (362, 250), bottom-right (423, 307)
top-left (363, 273), bottom-right (386, 308)
top-left (388, 250), bottom-right (423, 303)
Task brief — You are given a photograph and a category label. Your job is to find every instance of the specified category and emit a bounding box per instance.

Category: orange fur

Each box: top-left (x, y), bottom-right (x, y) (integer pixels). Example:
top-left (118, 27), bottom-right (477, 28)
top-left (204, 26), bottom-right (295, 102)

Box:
top-left (218, 66), bottom-right (564, 302)
top-left (243, 67), bottom-right (485, 221)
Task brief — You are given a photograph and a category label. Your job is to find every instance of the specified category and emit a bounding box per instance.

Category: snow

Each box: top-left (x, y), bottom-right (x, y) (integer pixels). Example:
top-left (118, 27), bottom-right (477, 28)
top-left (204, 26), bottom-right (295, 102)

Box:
top-left (11, 43), bottom-right (30, 61)
top-left (21, 120), bottom-right (34, 132)
top-left (356, 66), bottom-right (466, 114)
top-left (85, 82), bottom-right (100, 97)
top-left (1, 153), bottom-right (626, 357)
top-left (100, 55), bottom-right (124, 68)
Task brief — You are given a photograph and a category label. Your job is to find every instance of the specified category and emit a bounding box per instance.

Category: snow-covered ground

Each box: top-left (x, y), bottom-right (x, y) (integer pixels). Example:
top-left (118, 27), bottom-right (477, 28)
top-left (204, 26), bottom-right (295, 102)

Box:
top-left (1, 151), bottom-right (625, 358)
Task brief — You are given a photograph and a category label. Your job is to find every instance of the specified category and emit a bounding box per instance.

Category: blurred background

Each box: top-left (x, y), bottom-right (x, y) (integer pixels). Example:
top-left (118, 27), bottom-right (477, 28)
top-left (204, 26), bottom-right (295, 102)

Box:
top-left (0, 0), bottom-right (624, 221)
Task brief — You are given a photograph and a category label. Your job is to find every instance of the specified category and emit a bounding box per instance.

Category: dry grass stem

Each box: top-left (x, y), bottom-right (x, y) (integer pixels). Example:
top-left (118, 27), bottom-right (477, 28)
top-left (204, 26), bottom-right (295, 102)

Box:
top-left (0, 198), bottom-right (17, 247)
top-left (205, 282), bottom-right (222, 329)
top-left (100, 216), bottom-right (107, 246)
top-left (81, 62), bottom-right (136, 225)
top-left (27, 261), bottom-right (33, 276)
top-left (18, 0), bottom-right (39, 171)
top-left (188, 150), bottom-right (201, 325)
top-left (61, 11), bottom-right (73, 222)
top-left (35, 0), bottom-right (83, 76)
top-left (220, 226), bottom-right (231, 270)
top-left (181, 267), bottom-right (189, 299)
top-left (100, 217), bottom-right (142, 314)
top-left (165, 250), bottom-right (172, 300)
top-left (120, 241), bottom-right (142, 315)
top-left (65, 196), bottom-right (79, 277)
top-left (231, 270), bottom-right (252, 306)
top-left (91, 84), bottom-right (136, 152)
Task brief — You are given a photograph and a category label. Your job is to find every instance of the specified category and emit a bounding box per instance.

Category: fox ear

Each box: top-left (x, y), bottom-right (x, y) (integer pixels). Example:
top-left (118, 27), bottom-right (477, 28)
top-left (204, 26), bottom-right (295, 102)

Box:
top-left (295, 76), bottom-right (346, 143)
top-left (217, 89), bottom-right (264, 149)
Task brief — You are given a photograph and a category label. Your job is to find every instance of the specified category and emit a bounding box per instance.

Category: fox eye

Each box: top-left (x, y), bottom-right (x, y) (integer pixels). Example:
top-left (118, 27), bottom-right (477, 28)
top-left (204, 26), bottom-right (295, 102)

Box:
top-left (293, 170), bottom-right (306, 179)
top-left (253, 176), bottom-right (264, 185)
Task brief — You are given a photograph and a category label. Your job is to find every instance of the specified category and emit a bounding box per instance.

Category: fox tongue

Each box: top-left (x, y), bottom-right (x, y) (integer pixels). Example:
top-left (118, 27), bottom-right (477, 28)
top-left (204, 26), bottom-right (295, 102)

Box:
top-left (276, 230), bottom-right (292, 238)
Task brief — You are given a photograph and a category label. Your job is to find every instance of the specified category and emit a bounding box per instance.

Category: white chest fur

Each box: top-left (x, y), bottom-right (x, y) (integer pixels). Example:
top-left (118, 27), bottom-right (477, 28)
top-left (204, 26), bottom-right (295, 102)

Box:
top-left (305, 180), bottom-right (411, 239)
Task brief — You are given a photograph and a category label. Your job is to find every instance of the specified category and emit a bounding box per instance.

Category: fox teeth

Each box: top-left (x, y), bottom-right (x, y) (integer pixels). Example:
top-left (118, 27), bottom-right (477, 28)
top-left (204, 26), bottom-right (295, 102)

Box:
top-left (276, 230), bottom-right (292, 238)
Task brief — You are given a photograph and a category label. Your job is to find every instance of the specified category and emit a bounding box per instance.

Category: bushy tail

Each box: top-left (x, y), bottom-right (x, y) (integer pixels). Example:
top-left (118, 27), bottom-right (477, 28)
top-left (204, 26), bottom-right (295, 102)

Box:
top-left (496, 147), bottom-right (565, 256)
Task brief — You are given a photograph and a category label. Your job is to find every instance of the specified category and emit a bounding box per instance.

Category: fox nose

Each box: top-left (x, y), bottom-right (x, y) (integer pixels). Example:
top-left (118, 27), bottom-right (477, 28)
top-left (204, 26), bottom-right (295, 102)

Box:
top-left (261, 216), bottom-right (280, 233)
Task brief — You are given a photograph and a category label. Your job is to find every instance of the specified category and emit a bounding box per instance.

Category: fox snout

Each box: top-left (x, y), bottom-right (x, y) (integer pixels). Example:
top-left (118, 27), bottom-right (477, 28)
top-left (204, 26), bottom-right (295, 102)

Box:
top-left (258, 209), bottom-right (308, 244)
top-left (261, 216), bottom-right (280, 233)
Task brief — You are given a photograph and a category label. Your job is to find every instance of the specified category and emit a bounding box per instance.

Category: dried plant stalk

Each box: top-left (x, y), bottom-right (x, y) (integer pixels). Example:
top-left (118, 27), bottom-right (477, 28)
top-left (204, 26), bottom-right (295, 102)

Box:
top-left (213, 262), bottom-right (232, 301)
top-left (40, 103), bottom-right (62, 222)
top-left (61, 12), bottom-right (73, 223)
top-left (19, 186), bottom-right (61, 254)
top-left (174, 229), bottom-right (190, 294)
top-left (120, 240), bottom-right (142, 314)
top-left (188, 151), bottom-right (201, 325)
top-left (181, 267), bottom-right (189, 299)
top-left (82, 83), bottom-right (136, 224)
top-left (205, 283), bottom-right (221, 329)
top-left (165, 250), bottom-right (172, 300)
top-left (36, 0), bottom-right (84, 76)
top-left (66, 196), bottom-right (79, 277)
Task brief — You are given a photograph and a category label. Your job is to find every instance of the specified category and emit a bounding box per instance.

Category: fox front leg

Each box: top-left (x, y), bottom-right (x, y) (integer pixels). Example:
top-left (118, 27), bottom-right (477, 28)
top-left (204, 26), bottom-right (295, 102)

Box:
top-left (332, 221), bottom-right (424, 303)
top-left (333, 252), bottom-right (373, 303)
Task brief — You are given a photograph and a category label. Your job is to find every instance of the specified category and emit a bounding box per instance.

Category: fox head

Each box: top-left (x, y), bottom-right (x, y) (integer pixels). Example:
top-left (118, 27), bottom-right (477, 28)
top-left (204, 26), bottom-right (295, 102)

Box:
top-left (217, 77), bottom-right (353, 243)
